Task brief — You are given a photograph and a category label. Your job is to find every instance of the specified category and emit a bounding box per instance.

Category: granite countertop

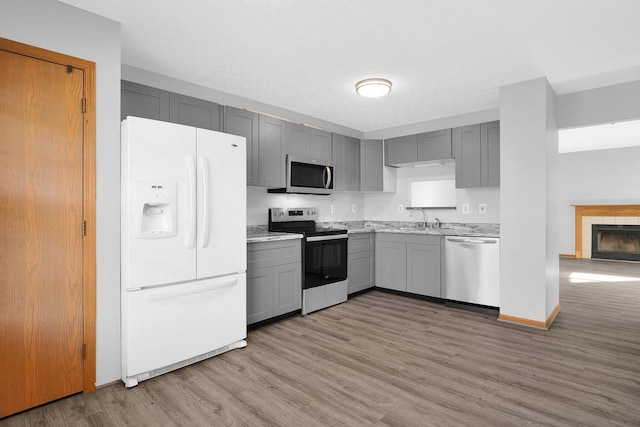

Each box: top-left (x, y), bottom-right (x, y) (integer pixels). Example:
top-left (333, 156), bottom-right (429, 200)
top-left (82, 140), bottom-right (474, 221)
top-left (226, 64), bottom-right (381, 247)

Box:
top-left (246, 221), bottom-right (499, 242)
top-left (246, 228), bottom-right (303, 244)
top-left (374, 227), bottom-right (499, 238)
top-left (320, 221), bottom-right (500, 238)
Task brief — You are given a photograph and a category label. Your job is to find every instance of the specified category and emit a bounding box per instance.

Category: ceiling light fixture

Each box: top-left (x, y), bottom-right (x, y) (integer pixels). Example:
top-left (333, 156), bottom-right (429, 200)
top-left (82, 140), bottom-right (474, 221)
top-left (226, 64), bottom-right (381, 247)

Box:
top-left (355, 78), bottom-right (392, 98)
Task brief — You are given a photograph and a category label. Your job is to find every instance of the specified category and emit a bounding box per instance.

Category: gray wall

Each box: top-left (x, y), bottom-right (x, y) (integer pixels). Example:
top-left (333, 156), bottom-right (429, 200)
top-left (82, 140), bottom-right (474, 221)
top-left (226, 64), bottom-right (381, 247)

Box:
top-left (557, 146), bottom-right (640, 254)
top-left (556, 80), bottom-right (640, 129)
top-left (2, 0), bottom-right (122, 386)
top-left (499, 77), bottom-right (559, 323)
top-left (555, 80), bottom-right (640, 255)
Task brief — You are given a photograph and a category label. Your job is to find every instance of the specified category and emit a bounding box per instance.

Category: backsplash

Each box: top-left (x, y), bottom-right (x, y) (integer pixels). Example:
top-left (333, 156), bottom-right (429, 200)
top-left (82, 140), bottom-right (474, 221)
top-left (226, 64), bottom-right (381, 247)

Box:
top-left (247, 166), bottom-right (500, 226)
top-left (247, 186), bottom-right (364, 225)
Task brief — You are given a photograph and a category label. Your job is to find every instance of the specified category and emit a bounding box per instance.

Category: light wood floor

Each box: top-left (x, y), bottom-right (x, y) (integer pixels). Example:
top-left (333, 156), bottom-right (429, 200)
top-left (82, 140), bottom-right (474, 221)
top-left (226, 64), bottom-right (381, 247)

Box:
top-left (3, 258), bottom-right (640, 426)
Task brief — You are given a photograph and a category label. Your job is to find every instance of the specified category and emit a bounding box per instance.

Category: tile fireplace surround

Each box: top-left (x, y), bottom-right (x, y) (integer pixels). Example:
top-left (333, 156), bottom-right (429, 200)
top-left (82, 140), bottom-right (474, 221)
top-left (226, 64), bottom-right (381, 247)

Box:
top-left (574, 205), bottom-right (640, 258)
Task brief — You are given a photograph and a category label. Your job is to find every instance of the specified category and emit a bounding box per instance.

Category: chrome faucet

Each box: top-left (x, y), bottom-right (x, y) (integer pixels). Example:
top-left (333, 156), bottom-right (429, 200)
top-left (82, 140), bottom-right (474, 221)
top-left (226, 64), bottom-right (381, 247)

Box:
top-left (410, 208), bottom-right (427, 228)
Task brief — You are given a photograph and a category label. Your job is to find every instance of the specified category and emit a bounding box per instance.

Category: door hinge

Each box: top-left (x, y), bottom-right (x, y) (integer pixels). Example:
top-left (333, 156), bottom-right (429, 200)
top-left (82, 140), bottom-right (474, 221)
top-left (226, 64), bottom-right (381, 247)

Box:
top-left (82, 344), bottom-right (86, 360)
top-left (81, 98), bottom-right (86, 114)
top-left (82, 220), bottom-right (86, 237)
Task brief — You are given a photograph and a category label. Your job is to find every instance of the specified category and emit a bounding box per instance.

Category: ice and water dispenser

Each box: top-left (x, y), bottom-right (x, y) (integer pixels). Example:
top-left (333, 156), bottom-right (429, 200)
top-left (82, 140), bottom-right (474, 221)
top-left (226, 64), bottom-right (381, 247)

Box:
top-left (137, 180), bottom-right (177, 238)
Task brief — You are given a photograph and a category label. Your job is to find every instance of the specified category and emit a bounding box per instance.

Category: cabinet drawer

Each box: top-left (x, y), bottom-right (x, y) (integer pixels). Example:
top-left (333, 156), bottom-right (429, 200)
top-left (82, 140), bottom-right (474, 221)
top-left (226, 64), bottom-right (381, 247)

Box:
top-left (348, 233), bottom-right (375, 253)
top-left (376, 232), bottom-right (441, 246)
top-left (248, 239), bottom-right (301, 269)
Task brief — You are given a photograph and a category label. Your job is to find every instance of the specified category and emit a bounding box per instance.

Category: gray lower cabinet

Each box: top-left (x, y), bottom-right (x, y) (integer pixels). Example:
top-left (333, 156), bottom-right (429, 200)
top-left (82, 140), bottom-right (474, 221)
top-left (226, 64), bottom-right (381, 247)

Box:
top-left (347, 233), bottom-right (375, 294)
top-left (375, 233), bottom-right (442, 298)
top-left (121, 80), bottom-right (170, 121)
top-left (360, 139), bottom-right (384, 191)
top-left (332, 134), bottom-right (360, 191)
top-left (406, 243), bottom-right (441, 297)
top-left (375, 239), bottom-right (406, 291)
top-left (286, 122), bottom-right (332, 162)
top-left (453, 121), bottom-right (500, 188)
top-left (247, 239), bottom-right (302, 325)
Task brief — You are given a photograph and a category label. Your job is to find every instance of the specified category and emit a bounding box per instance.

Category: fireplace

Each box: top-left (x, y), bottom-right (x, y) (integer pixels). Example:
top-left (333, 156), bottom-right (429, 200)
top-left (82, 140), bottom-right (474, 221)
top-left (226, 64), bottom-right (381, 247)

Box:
top-left (591, 224), bottom-right (640, 261)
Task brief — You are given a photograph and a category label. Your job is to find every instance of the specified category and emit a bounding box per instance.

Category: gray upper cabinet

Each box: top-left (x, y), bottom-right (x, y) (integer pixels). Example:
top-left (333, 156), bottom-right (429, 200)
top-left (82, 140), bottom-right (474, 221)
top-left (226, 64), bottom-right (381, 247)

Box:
top-left (417, 128), bottom-right (452, 162)
top-left (481, 121), bottom-right (500, 187)
top-left (224, 106), bottom-right (259, 185)
top-left (385, 134), bottom-right (418, 166)
top-left (453, 121), bottom-right (500, 188)
top-left (453, 124), bottom-right (482, 188)
top-left (308, 128), bottom-right (332, 161)
top-left (286, 122), bottom-right (308, 157)
top-left (385, 130), bottom-right (453, 167)
top-left (224, 106), bottom-right (286, 188)
top-left (360, 139), bottom-right (384, 191)
top-left (286, 123), bottom-right (332, 161)
top-left (332, 134), bottom-right (360, 191)
top-left (121, 80), bottom-right (170, 121)
top-left (121, 80), bottom-right (223, 132)
top-left (258, 115), bottom-right (287, 188)
top-left (169, 92), bottom-right (222, 131)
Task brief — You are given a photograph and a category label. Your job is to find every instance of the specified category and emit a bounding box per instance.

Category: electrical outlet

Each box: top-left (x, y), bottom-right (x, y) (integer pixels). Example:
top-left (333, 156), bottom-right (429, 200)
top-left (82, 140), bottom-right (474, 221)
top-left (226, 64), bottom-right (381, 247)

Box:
top-left (462, 204), bottom-right (470, 214)
top-left (479, 203), bottom-right (487, 214)
top-left (351, 204), bottom-right (357, 213)
top-left (330, 204), bottom-right (336, 214)
top-left (397, 204), bottom-right (404, 213)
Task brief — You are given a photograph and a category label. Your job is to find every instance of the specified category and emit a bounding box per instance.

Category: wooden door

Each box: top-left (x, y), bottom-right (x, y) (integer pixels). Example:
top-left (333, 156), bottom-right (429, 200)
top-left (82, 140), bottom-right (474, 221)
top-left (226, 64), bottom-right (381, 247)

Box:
top-left (0, 40), bottom-right (94, 418)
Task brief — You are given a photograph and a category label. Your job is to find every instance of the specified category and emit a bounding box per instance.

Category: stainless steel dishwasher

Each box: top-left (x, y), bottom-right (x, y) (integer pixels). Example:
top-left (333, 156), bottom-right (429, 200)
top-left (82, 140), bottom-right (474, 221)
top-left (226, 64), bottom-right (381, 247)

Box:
top-left (445, 236), bottom-right (500, 308)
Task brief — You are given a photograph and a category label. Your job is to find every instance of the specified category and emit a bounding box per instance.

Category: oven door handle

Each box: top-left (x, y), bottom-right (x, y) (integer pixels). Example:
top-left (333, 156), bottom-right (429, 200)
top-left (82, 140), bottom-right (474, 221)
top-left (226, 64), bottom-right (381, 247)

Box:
top-left (306, 234), bottom-right (348, 242)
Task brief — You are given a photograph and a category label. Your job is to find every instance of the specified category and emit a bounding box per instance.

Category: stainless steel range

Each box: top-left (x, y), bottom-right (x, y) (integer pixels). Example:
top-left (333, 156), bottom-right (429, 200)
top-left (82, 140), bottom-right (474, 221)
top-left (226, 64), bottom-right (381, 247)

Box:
top-left (268, 208), bottom-right (348, 315)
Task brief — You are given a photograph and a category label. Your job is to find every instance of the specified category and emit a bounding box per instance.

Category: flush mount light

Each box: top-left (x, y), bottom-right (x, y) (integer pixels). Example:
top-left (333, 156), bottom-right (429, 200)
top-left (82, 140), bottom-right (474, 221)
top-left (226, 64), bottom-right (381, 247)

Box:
top-left (355, 78), bottom-right (392, 98)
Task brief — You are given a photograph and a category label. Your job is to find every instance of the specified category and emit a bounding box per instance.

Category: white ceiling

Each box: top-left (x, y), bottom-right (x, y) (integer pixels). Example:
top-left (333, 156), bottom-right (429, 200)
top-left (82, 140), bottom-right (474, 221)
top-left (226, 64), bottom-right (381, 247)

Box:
top-left (59, 0), bottom-right (640, 133)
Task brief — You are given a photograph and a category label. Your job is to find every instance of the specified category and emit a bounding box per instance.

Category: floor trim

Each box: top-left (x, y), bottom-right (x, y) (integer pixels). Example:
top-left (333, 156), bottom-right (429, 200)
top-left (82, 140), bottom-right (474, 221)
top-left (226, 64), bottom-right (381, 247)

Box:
top-left (498, 303), bottom-right (561, 330)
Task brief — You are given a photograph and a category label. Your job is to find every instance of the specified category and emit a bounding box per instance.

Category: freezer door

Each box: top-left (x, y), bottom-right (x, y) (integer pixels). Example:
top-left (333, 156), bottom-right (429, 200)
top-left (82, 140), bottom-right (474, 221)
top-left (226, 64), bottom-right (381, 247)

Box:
top-left (196, 129), bottom-right (247, 278)
top-left (122, 117), bottom-right (197, 288)
top-left (122, 274), bottom-right (247, 379)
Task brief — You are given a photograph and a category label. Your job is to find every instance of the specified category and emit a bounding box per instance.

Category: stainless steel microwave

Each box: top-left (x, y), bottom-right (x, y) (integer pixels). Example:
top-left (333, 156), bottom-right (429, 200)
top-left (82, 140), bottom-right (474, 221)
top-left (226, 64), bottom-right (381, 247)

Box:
top-left (268, 155), bottom-right (335, 195)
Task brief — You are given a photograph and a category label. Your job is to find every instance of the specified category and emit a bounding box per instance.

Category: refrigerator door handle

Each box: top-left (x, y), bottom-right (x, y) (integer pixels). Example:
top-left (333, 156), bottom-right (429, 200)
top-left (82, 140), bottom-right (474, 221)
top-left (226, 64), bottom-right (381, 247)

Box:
top-left (200, 156), bottom-right (211, 248)
top-left (185, 155), bottom-right (196, 249)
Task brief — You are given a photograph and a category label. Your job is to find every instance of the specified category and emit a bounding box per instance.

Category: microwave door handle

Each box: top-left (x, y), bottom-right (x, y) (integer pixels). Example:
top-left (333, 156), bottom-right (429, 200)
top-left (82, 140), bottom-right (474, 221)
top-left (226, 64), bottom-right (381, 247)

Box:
top-left (324, 166), bottom-right (332, 189)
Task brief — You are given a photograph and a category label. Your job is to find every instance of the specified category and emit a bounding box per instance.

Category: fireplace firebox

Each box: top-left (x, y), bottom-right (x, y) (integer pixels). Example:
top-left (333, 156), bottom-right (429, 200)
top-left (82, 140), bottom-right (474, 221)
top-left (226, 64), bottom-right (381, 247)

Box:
top-left (591, 224), bottom-right (640, 262)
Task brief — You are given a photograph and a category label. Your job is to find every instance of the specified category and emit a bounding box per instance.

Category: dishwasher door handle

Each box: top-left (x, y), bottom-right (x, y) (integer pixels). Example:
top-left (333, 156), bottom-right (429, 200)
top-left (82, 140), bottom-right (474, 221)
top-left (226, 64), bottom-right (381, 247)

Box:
top-left (446, 237), bottom-right (498, 244)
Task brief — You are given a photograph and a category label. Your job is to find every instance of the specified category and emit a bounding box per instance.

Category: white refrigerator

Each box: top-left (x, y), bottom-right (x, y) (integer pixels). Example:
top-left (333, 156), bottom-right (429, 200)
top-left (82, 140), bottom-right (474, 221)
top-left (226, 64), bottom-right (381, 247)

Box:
top-left (121, 116), bottom-right (247, 387)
